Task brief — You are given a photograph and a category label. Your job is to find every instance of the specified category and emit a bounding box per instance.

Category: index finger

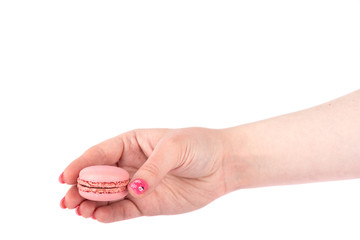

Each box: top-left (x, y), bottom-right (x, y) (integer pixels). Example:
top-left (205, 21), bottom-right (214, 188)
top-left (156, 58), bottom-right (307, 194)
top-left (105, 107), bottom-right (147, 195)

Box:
top-left (62, 136), bottom-right (125, 185)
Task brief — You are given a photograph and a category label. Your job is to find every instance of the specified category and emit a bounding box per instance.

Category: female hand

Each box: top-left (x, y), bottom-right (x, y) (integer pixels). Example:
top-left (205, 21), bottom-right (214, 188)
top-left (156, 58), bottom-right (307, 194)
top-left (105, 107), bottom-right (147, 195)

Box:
top-left (60, 90), bottom-right (360, 223)
top-left (59, 128), bottom-right (231, 223)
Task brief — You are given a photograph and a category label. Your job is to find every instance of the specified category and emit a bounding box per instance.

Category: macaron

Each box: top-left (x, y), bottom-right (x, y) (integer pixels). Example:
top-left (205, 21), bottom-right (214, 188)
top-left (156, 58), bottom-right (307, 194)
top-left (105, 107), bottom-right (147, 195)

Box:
top-left (77, 165), bottom-right (130, 201)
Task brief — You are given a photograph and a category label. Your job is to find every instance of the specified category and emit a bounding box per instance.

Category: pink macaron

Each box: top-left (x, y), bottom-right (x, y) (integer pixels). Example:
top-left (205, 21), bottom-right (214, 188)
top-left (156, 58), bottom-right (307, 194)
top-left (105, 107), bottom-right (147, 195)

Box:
top-left (77, 165), bottom-right (130, 201)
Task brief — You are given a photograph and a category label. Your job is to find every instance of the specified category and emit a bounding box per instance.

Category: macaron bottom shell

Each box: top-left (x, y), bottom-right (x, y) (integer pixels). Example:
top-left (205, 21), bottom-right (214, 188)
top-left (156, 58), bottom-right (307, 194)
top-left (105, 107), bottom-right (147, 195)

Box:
top-left (79, 190), bottom-right (129, 202)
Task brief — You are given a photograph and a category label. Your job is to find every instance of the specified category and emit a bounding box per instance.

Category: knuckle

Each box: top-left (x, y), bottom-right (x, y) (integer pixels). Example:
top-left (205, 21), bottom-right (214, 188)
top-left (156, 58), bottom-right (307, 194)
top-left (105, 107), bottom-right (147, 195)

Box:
top-left (165, 130), bottom-right (187, 149)
top-left (87, 145), bottom-right (103, 156)
top-left (85, 145), bottom-right (106, 162)
top-left (119, 206), bottom-right (129, 220)
top-left (165, 130), bottom-right (191, 158)
top-left (96, 208), bottom-right (113, 224)
top-left (142, 161), bottom-right (161, 178)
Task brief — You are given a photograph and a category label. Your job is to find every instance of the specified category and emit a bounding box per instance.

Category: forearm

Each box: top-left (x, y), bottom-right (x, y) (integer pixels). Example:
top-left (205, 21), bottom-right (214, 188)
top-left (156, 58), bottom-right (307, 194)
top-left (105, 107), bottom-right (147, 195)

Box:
top-left (224, 90), bottom-right (360, 193)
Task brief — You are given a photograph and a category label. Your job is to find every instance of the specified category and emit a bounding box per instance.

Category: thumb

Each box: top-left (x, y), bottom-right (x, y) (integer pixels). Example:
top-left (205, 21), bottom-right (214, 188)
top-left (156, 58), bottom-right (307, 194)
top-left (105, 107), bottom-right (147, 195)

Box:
top-left (128, 140), bottom-right (181, 198)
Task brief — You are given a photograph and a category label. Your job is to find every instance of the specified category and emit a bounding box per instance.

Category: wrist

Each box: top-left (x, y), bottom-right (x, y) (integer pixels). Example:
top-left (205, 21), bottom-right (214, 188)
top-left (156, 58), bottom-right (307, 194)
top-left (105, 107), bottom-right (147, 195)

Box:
top-left (221, 125), bottom-right (256, 193)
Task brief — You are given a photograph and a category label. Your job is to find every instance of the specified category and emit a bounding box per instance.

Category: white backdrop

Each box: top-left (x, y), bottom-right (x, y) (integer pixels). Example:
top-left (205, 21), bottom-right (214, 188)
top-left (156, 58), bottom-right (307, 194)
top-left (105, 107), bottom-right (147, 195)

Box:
top-left (0, 1), bottom-right (359, 239)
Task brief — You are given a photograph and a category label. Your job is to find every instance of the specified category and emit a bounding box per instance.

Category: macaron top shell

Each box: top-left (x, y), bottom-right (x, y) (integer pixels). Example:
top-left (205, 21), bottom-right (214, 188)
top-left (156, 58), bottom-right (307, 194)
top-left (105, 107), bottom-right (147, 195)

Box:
top-left (79, 165), bottom-right (129, 183)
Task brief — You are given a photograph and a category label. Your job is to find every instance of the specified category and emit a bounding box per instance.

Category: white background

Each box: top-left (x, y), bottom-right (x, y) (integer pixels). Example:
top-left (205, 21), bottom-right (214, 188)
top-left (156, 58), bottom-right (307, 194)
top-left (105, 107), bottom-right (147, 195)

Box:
top-left (0, 0), bottom-right (359, 239)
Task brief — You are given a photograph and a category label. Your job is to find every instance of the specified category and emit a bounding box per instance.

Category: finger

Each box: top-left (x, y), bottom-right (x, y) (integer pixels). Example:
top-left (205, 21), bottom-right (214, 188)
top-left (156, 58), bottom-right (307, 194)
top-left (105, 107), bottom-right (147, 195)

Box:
top-left (77, 200), bottom-right (108, 218)
top-left (128, 138), bottom-right (181, 198)
top-left (62, 185), bottom-right (85, 209)
top-left (63, 136), bottom-right (124, 184)
top-left (93, 199), bottom-right (142, 223)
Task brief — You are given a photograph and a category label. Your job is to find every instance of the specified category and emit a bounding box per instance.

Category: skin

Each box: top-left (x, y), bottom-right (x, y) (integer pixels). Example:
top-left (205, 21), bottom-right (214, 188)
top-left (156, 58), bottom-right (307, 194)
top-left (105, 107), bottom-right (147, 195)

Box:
top-left (60, 90), bottom-right (360, 223)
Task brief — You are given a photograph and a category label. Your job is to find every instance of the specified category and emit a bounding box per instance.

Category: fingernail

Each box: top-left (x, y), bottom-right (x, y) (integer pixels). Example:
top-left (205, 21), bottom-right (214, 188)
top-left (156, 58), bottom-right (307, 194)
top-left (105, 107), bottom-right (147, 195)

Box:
top-left (91, 209), bottom-right (97, 220)
top-left (60, 197), bottom-right (66, 209)
top-left (75, 206), bottom-right (81, 216)
top-left (129, 179), bottom-right (148, 194)
top-left (59, 172), bottom-right (65, 184)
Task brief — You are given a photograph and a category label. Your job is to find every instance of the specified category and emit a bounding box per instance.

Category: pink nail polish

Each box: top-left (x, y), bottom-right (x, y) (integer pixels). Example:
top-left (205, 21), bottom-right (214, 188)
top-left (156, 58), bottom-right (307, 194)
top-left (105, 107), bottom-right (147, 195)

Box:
top-left (59, 172), bottom-right (65, 184)
top-left (129, 179), bottom-right (148, 194)
top-left (60, 197), bottom-right (66, 209)
top-left (75, 206), bottom-right (81, 216)
top-left (91, 209), bottom-right (97, 220)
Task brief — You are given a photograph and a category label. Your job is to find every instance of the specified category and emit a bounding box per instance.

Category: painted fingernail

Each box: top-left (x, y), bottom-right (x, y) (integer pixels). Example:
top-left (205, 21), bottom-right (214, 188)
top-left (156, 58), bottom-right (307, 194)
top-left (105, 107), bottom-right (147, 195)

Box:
top-left (75, 206), bottom-right (81, 216)
top-left (91, 209), bottom-right (97, 220)
top-left (60, 197), bottom-right (66, 209)
top-left (59, 172), bottom-right (65, 184)
top-left (129, 179), bottom-right (148, 194)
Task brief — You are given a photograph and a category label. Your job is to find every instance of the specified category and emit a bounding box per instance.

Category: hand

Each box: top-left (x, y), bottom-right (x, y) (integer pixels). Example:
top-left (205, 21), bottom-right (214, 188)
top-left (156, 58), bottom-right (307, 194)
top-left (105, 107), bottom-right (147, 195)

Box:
top-left (60, 128), bottom-right (230, 223)
top-left (60, 91), bottom-right (360, 223)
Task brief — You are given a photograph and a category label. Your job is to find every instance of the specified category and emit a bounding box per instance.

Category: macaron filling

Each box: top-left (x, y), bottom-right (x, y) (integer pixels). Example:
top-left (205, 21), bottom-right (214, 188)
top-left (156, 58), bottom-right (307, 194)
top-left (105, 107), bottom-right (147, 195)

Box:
top-left (77, 178), bottom-right (129, 194)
